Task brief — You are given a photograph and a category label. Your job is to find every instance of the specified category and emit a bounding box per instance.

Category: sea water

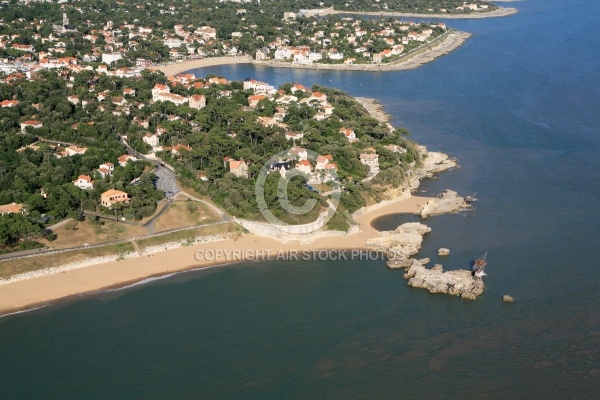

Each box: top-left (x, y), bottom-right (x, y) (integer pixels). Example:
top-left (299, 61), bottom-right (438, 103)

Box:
top-left (1, 0), bottom-right (599, 397)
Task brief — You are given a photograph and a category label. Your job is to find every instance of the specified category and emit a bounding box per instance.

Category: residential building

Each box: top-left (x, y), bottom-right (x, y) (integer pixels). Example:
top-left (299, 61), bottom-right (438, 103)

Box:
top-left (101, 189), bottom-right (129, 208)
top-left (360, 149), bottom-right (380, 175)
top-left (20, 120), bottom-right (43, 132)
top-left (226, 158), bottom-right (249, 178)
top-left (0, 202), bottom-right (24, 216)
top-left (73, 174), bottom-right (94, 189)
top-left (118, 154), bottom-right (137, 166)
top-left (188, 94), bottom-right (206, 110)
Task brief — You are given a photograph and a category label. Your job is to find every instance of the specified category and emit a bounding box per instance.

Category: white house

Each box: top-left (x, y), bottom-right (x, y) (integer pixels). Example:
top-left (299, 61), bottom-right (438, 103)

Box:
top-left (340, 127), bottom-right (358, 143)
top-left (118, 154), bottom-right (137, 166)
top-left (296, 159), bottom-right (312, 175)
top-left (360, 149), bottom-right (380, 175)
top-left (101, 52), bottom-right (123, 64)
top-left (74, 174), bottom-right (94, 189)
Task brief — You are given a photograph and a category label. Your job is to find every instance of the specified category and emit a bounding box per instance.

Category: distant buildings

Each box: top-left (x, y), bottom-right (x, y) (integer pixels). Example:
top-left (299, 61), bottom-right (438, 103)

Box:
top-left (101, 52), bottom-right (123, 64)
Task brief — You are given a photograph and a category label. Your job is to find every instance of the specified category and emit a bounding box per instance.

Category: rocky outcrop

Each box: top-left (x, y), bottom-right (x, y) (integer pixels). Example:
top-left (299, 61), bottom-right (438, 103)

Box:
top-left (438, 248), bottom-right (450, 256)
top-left (367, 222), bottom-right (431, 259)
top-left (420, 189), bottom-right (470, 218)
top-left (402, 260), bottom-right (484, 300)
top-left (502, 295), bottom-right (514, 303)
top-left (373, 222), bottom-right (485, 300)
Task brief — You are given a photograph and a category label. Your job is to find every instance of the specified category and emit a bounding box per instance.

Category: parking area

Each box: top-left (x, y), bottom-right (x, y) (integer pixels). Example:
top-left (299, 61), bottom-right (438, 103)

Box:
top-left (154, 166), bottom-right (179, 196)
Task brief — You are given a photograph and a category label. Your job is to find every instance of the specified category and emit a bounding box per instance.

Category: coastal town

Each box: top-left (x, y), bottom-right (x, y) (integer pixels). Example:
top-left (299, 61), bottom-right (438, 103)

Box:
top-left (0, 0), bottom-right (504, 74)
top-left (0, 0), bottom-right (515, 310)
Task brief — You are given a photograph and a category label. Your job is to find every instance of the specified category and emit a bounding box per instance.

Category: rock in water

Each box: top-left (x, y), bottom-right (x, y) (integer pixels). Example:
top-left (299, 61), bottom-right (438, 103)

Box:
top-left (367, 222), bottom-right (431, 259)
top-left (404, 259), bottom-right (484, 300)
top-left (438, 248), bottom-right (450, 256)
top-left (420, 190), bottom-right (470, 218)
top-left (370, 222), bottom-right (485, 300)
top-left (502, 295), bottom-right (514, 303)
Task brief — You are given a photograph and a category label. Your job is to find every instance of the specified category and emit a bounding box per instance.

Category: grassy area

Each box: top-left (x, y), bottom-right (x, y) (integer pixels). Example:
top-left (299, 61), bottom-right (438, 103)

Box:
top-left (0, 242), bottom-right (135, 279)
top-left (154, 199), bottom-right (220, 232)
top-left (324, 210), bottom-right (351, 232)
top-left (40, 218), bottom-right (147, 249)
top-left (180, 186), bottom-right (212, 202)
top-left (136, 222), bottom-right (241, 250)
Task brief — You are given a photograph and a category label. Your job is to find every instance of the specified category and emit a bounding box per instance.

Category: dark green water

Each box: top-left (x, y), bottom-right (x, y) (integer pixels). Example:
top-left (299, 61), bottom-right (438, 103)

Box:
top-left (2, 0), bottom-right (600, 398)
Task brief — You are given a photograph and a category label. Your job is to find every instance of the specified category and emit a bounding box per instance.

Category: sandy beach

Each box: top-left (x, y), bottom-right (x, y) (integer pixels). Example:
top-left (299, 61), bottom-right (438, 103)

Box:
top-left (153, 31), bottom-right (471, 76)
top-left (154, 56), bottom-right (253, 77)
top-left (0, 194), bottom-right (431, 315)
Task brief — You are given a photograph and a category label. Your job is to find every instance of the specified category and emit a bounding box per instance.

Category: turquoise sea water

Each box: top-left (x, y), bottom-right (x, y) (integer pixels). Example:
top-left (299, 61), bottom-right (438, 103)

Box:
top-left (1, 0), bottom-right (600, 398)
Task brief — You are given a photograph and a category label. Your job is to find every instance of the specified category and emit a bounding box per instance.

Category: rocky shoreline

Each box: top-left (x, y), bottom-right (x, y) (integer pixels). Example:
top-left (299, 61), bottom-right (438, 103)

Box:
top-left (368, 222), bottom-right (485, 300)
top-left (420, 189), bottom-right (470, 218)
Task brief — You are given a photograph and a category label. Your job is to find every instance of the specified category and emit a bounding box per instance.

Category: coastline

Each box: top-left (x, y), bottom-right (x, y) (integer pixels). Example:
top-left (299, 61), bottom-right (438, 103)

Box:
top-left (0, 194), bottom-right (432, 315)
top-left (154, 31), bottom-right (471, 76)
top-left (0, 93), bottom-right (458, 316)
top-left (306, 6), bottom-right (517, 19)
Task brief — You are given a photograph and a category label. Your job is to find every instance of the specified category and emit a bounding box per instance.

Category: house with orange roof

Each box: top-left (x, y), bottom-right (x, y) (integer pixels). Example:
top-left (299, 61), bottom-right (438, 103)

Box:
top-left (64, 145), bottom-right (88, 156)
top-left (20, 120), bottom-right (43, 133)
top-left (0, 100), bottom-right (19, 108)
top-left (340, 127), bottom-right (358, 143)
top-left (101, 189), bottom-right (129, 208)
top-left (0, 202), bottom-right (25, 216)
top-left (154, 92), bottom-right (188, 106)
top-left (74, 174), bottom-right (94, 190)
top-left (123, 87), bottom-right (136, 97)
top-left (296, 159), bottom-right (313, 175)
top-left (285, 131), bottom-right (304, 141)
top-left (96, 162), bottom-right (114, 178)
top-left (118, 154), bottom-right (137, 167)
top-left (188, 94), bottom-right (206, 110)
top-left (227, 159), bottom-right (249, 178)
top-left (208, 77), bottom-right (230, 85)
top-left (316, 154), bottom-right (334, 170)
top-left (290, 83), bottom-right (308, 94)
top-left (248, 94), bottom-right (267, 108)
top-left (171, 144), bottom-right (192, 155)
top-left (151, 83), bottom-right (170, 101)
top-left (288, 146), bottom-right (308, 160)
